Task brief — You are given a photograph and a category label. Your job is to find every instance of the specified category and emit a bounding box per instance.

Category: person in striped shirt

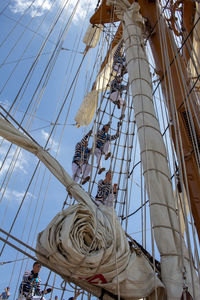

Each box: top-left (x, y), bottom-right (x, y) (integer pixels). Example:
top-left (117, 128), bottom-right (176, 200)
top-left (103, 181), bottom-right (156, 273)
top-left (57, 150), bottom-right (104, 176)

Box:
top-left (112, 42), bottom-right (126, 76)
top-left (72, 130), bottom-right (92, 185)
top-left (95, 170), bottom-right (118, 207)
top-left (109, 76), bottom-right (127, 120)
top-left (18, 261), bottom-right (51, 300)
top-left (94, 123), bottom-right (120, 175)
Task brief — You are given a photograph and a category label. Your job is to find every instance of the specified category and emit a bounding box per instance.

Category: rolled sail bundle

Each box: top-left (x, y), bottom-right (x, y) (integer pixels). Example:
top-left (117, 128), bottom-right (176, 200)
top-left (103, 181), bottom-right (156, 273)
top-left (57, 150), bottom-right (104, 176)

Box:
top-left (36, 203), bottom-right (165, 299)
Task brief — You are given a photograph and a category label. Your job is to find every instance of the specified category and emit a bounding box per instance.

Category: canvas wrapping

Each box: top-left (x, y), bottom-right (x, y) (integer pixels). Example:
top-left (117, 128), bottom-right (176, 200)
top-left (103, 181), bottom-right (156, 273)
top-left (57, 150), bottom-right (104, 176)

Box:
top-left (0, 118), bottom-right (164, 299)
top-left (36, 204), bottom-right (164, 299)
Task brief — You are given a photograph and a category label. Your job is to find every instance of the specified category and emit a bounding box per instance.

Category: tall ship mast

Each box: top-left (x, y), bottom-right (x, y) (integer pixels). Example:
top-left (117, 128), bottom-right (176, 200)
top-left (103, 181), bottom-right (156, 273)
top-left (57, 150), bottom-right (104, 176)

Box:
top-left (0, 1), bottom-right (199, 300)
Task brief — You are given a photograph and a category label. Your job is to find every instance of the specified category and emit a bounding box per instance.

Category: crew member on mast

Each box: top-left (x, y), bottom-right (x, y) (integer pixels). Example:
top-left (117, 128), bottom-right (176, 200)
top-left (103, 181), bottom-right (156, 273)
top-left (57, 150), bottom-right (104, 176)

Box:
top-left (112, 41), bottom-right (126, 76)
top-left (109, 76), bottom-right (127, 120)
top-left (112, 54), bottom-right (126, 76)
top-left (94, 122), bottom-right (120, 174)
top-left (72, 130), bottom-right (92, 185)
top-left (18, 261), bottom-right (52, 300)
top-left (95, 170), bottom-right (118, 207)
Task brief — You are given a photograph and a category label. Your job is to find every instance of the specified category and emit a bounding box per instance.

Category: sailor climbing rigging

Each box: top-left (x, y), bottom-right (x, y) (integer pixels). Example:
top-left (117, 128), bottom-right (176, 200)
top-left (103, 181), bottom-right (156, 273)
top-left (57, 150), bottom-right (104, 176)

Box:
top-left (109, 76), bottom-right (127, 120)
top-left (72, 130), bottom-right (92, 185)
top-left (112, 40), bottom-right (126, 76)
top-left (112, 54), bottom-right (126, 76)
top-left (94, 122), bottom-right (120, 175)
top-left (95, 170), bottom-right (118, 207)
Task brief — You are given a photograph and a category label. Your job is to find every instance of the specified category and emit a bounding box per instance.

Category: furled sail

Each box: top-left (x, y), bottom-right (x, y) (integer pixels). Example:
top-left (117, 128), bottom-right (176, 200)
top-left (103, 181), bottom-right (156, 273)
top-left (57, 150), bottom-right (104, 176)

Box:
top-left (105, 1), bottom-right (200, 299)
top-left (83, 24), bottom-right (103, 49)
top-left (37, 203), bottom-right (165, 299)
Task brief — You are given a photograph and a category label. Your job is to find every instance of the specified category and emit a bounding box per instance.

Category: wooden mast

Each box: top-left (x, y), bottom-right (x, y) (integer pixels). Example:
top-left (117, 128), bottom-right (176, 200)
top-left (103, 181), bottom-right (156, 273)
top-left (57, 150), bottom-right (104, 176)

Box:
top-left (90, 0), bottom-right (200, 242)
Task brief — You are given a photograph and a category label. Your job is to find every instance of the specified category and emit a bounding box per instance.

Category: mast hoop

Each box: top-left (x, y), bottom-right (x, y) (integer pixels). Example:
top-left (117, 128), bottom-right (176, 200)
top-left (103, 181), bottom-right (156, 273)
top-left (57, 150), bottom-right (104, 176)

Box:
top-left (149, 202), bottom-right (177, 214)
top-left (142, 168), bottom-right (171, 182)
top-left (137, 124), bottom-right (163, 136)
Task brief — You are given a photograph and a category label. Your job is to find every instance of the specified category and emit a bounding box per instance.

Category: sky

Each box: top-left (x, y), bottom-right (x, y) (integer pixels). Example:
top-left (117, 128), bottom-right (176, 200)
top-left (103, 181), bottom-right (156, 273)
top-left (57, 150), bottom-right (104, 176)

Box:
top-left (0, 1), bottom-right (104, 298)
top-left (0, 1), bottom-right (197, 300)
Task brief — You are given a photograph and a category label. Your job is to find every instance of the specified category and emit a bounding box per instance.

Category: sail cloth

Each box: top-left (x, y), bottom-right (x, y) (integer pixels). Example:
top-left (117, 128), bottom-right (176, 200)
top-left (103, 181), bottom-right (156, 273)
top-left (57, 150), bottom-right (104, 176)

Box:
top-left (0, 118), bottom-right (164, 299)
top-left (105, 1), bottom-right (200, 299)
top-left (37, 204), bottom-right (165, 300)
top-left (75, 90), bottom-right (98, 127)
top-left (75, 42), bottom-right (120, 127)
top-left (83, 24), bottom-right (103, 49)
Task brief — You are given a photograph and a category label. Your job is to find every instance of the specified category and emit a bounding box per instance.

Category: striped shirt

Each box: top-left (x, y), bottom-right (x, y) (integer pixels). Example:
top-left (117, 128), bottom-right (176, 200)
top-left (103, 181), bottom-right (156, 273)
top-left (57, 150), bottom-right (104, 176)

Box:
top-left (96, 127), bottom-right (119, 151)
top-left (19, 270), bottom-right (42, 297)
top-left (113, 41), bottom-right (126, 65)
top-left (113, 41), bottom-right (123, 62)
top-left (110, 78), bottom-right (126, 94)
top-left (72, 133), bottom-right (91, 165)
top-left (95, 180), bottom-right (117, 203)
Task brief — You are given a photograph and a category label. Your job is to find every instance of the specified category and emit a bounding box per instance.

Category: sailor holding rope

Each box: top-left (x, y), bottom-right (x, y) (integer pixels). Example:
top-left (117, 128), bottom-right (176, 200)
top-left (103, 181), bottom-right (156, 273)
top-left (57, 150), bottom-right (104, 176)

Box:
top-left (18, 261), bottom-right (52, 300)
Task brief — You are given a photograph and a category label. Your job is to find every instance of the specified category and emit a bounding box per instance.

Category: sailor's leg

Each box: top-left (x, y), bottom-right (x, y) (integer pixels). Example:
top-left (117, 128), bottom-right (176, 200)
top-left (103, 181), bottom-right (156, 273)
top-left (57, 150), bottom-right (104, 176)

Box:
top-left (109, 91), bottom-right (120, 105)
top-left (103, 141), bottom-right (110, 155)
top-left (32, 296), bottom-right (46, 300)
top-left (82, 163), bottom-right (91, 179)
top-left (94, 147), bottom-right (102, 169)
top-left (104, 194), bottom-right (114, 207)
top-left (113, 63), bottom-right (123, 75)
top-left (119, 97), bottom-right (126, 118)
top-left (72, 162), bottom-right (81, 182)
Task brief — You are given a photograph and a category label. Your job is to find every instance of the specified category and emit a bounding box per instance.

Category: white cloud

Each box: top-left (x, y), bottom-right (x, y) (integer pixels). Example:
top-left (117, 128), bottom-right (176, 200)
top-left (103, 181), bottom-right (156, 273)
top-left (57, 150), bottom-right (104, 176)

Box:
top-left (2, 188), bottom-right (34, 203)
top-left (9, 0), bottom-right (52, 17)
top-left (68, 0), bottom-right (96, 25)
top-left (9, 0), bottom-right (96, 23)
top-left (41, 129), bottom-right (59, 153)
top-left (0, 139), bottom-right (30, 176)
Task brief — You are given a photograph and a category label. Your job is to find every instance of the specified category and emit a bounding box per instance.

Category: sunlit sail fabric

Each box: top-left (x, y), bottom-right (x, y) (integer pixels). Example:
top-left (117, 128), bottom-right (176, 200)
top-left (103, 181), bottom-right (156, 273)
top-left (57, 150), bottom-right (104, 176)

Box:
top-left (0, 117), bottom-right (164, 299)
top-left (75, 43), bottom-right (119, 127)
top-left (105, 1), bottom-right (200, 299)
top-left (83, 24), bottom-right (103, 49)
top-left (75, 90), bottom-right (98, 127)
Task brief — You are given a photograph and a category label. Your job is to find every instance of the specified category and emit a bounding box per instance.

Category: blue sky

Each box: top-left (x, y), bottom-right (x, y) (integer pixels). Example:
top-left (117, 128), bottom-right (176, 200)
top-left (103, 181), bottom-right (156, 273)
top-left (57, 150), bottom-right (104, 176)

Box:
top-left (0, 1), bottom-right (165, 299)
